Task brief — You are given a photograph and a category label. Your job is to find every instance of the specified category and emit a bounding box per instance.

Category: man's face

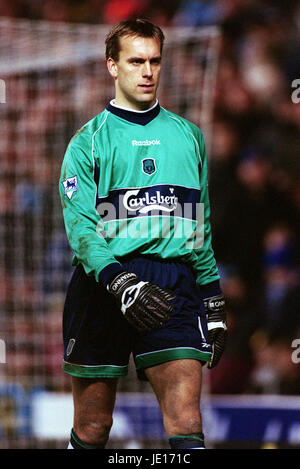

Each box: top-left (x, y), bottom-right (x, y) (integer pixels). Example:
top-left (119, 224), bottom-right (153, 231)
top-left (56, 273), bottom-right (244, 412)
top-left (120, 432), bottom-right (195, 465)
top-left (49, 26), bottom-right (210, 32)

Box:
top-left (107, 35), bottom-right (162, 110)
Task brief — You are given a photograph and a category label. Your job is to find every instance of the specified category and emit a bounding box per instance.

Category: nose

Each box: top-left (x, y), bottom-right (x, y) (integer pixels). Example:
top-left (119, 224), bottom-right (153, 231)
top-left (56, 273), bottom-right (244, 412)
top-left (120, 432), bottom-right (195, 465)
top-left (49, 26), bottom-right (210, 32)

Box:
top-left (142, 61), bottom-right (153, 78)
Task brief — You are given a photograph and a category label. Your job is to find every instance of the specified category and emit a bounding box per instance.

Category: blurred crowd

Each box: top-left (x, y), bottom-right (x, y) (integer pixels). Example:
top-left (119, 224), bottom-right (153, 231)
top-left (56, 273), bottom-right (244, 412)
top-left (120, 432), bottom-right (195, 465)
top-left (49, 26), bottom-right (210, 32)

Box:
top-left (204, 0), bottom-right (300, 396)
top-left (0, 0), bottom-right (299, 411)
top-left (1, 0), bottom-right (179, 25)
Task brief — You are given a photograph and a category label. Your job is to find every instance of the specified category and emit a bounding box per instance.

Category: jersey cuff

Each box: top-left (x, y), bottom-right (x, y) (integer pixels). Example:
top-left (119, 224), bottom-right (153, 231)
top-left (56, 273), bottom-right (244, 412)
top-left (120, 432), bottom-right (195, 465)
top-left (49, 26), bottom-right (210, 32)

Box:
top-left (98, 262), bottom-right (124, 287)
top-left (197, 279), bottom-right (222, 299)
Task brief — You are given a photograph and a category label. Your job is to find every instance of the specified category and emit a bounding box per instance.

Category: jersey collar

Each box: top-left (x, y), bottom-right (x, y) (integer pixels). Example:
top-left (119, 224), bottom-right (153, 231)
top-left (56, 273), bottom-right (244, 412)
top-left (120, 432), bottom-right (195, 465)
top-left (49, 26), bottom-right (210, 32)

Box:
top-left (106, 99), bottom-right (160, 125)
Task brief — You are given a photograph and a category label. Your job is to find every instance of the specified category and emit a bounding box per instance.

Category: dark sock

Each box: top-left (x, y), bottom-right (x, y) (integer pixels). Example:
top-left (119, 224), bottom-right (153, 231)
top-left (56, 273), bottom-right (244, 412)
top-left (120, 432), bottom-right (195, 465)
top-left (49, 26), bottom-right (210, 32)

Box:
top-left (168, 432), bottom-right (205, 449)
top-left (68, 428), bottom-right (105, 449)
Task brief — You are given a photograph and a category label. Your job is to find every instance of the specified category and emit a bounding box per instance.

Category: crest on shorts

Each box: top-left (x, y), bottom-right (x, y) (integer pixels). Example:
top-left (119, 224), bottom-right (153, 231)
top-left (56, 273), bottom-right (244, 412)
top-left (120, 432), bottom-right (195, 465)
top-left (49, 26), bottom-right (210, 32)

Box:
top-left (62, 176), bottom-right (77, 200)
top-left (142, 158), bottom-right (156, 176)
top-left (66, 338), bottom-right (75, 356)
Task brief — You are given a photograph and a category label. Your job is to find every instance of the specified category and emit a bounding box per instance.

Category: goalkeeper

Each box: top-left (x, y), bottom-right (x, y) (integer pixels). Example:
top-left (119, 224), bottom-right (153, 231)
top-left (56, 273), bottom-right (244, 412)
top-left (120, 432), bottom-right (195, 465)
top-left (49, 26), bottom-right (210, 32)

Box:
top-left (60, 18), bottom-right (227, 450)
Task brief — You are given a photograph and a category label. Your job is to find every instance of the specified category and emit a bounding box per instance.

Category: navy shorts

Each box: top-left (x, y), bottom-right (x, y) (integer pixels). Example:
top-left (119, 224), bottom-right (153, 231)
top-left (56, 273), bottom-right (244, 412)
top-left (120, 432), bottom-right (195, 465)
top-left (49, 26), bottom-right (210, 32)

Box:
top-left (62, 257), bottom-right (212, 380)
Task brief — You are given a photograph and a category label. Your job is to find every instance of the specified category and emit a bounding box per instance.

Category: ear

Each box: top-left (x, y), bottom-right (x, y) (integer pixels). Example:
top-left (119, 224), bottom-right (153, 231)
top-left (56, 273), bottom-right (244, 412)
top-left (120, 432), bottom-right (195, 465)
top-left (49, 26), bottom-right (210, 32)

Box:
top-left (107, 58), bottom-right (118, 79)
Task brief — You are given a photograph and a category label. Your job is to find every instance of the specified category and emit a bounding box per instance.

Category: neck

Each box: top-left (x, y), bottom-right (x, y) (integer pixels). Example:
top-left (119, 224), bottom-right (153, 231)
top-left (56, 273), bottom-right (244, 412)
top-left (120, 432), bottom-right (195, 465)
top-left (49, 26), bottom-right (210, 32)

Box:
top-left (113, 90), bottom-right (157, 111)
top-left (110, 99), bottom-right (159, 113)
top-left (107, 99), bottom-right (160, 125)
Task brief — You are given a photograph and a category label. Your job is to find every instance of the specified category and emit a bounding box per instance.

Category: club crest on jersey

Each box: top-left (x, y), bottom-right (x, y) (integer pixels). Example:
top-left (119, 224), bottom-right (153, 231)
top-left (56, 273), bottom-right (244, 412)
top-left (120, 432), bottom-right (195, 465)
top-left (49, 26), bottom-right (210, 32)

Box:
top-left (142, 158), bottom-right (156, 176)
top-left (62, 176), bottom-right (77, 200)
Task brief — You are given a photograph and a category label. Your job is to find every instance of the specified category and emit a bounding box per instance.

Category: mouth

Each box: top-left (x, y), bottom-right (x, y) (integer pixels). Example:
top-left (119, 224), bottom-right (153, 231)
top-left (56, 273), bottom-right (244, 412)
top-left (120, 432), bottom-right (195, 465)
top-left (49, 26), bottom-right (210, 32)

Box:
top-left (138, 84), bottom-right (155, 91)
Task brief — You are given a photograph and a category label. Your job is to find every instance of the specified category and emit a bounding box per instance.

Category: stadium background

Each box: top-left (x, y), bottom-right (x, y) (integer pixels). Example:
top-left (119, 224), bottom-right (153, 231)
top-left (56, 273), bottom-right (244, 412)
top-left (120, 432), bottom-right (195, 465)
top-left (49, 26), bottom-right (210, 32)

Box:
top-left (0, 0), bottom-right (300, 449)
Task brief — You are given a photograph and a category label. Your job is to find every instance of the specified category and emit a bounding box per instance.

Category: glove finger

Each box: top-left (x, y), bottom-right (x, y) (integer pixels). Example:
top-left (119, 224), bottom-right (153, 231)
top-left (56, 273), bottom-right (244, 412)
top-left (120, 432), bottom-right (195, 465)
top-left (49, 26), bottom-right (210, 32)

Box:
top-left (208, 326), bottom-right (226, 344)
top-left (153, 302), bottom-right (173, 319)
top-left (154, 292), bottom-right (175, 311)
top-left (208, 329), bottom-right (217, 345)
top-left (127, 310), bottom-right (151, 332)
top-left (150, 284), bottom-right (176, 302)
top-left (207, 348), bottom-right (220, 369)
top-left (207, 331), bottom-right (227, 368)
top-left (143, 299), bottom-right (171, 322)
top-left (135, 304), bottom-right (162, 330)
top-left (145, 296), bottom-right (173, 319)
top-left (159, 288), bottom-right (176, 302)
top-left (132, 303), bottom-right (167, 331)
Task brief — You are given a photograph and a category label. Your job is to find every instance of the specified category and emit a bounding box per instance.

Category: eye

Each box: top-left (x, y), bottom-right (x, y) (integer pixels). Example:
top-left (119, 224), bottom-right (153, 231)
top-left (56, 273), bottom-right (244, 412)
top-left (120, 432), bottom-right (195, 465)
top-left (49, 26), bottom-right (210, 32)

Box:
top-left (130, 59), bottom-right (144, 65)
top-left (151, 58), bottom-right (161, 65)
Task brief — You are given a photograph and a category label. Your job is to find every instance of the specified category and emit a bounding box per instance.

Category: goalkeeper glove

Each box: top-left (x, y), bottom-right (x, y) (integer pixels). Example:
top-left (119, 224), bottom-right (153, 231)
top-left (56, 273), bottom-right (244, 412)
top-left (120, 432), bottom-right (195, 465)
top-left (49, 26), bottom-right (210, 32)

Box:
top-left (204, 294), bottom-right (227, 369)
top-left (108, 271), bottom-right (175, 332)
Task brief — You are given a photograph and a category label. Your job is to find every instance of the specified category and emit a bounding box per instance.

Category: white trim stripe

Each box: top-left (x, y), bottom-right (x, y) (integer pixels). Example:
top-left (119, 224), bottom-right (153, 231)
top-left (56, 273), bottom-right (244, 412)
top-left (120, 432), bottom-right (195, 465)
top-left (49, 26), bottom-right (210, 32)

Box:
top-left (91, 111), bottom-right (109, 163)
top-left (198, 317), bottom-right (206, 341)
top-left (189, 131), bottom-right (202, 167)
top-left (96, 183), bottom-right (201, 199)
top-left (63, 360), bottom-right (128, 369)
top-left (135, 346), bottom-right (211, 359)
top-left (91, 111), bottom-right (109, 209)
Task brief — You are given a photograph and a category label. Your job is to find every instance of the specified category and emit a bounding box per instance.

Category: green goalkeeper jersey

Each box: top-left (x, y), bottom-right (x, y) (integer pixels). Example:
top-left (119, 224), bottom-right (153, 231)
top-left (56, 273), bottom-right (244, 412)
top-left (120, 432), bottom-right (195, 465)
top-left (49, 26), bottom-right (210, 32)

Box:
top-left (59, 101), bottom-right (220, 287)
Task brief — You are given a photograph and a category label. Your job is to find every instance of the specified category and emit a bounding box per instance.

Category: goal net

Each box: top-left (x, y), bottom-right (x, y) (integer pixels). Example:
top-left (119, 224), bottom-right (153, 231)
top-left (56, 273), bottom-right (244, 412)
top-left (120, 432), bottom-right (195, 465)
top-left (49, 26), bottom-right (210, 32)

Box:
top-left (0, 17), bottom-right (220, 448)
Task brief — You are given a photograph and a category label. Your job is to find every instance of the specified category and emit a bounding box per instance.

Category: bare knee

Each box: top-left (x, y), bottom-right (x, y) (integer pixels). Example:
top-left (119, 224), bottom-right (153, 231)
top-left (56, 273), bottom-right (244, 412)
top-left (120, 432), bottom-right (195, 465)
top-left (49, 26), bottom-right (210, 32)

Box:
top-left (71, 377), bottom-right (117, 447)
top-left (164, 410), bottom-right (202, 437)
top-left (74, 414), bottom-right (113, 446)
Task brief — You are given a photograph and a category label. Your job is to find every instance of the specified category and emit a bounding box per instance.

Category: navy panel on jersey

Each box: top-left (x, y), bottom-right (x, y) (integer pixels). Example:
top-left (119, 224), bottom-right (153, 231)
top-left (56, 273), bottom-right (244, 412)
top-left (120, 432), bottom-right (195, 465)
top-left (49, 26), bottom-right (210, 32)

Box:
top-left (96, 184), bottom-right (201, 222)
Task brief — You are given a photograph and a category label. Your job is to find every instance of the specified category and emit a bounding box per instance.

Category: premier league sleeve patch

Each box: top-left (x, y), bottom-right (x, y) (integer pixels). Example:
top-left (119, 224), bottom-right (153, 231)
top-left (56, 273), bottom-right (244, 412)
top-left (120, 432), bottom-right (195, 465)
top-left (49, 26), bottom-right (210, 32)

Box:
top-left (62, 176), bottom-right (78, 200)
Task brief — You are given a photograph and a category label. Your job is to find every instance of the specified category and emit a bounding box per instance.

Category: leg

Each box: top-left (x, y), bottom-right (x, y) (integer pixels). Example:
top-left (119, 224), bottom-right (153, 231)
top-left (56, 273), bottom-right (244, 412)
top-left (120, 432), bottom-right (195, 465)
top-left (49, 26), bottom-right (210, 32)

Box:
top-left (62, 266), bottom-right (132, 448)
top-left (145, 359), bottom-right (204, 445)
top-left (71, 376), bottom-right (118, 448)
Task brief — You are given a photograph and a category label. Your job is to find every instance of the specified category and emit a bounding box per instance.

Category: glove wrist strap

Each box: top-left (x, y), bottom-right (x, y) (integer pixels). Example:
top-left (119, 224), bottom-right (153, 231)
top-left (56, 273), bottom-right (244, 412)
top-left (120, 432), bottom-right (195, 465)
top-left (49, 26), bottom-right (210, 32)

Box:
top-left (204, 294), bottom-right (225, 313)
top-left (108, 271), bottom-right (137, 293)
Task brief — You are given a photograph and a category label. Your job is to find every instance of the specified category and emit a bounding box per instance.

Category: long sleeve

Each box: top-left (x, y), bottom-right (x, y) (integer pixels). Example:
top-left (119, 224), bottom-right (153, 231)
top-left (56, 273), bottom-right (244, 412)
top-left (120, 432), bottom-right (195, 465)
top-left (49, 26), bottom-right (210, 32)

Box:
top-left (191, 130), bottom-right (220, 287)
top-left (59, 137), bottom-right (122, 284)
